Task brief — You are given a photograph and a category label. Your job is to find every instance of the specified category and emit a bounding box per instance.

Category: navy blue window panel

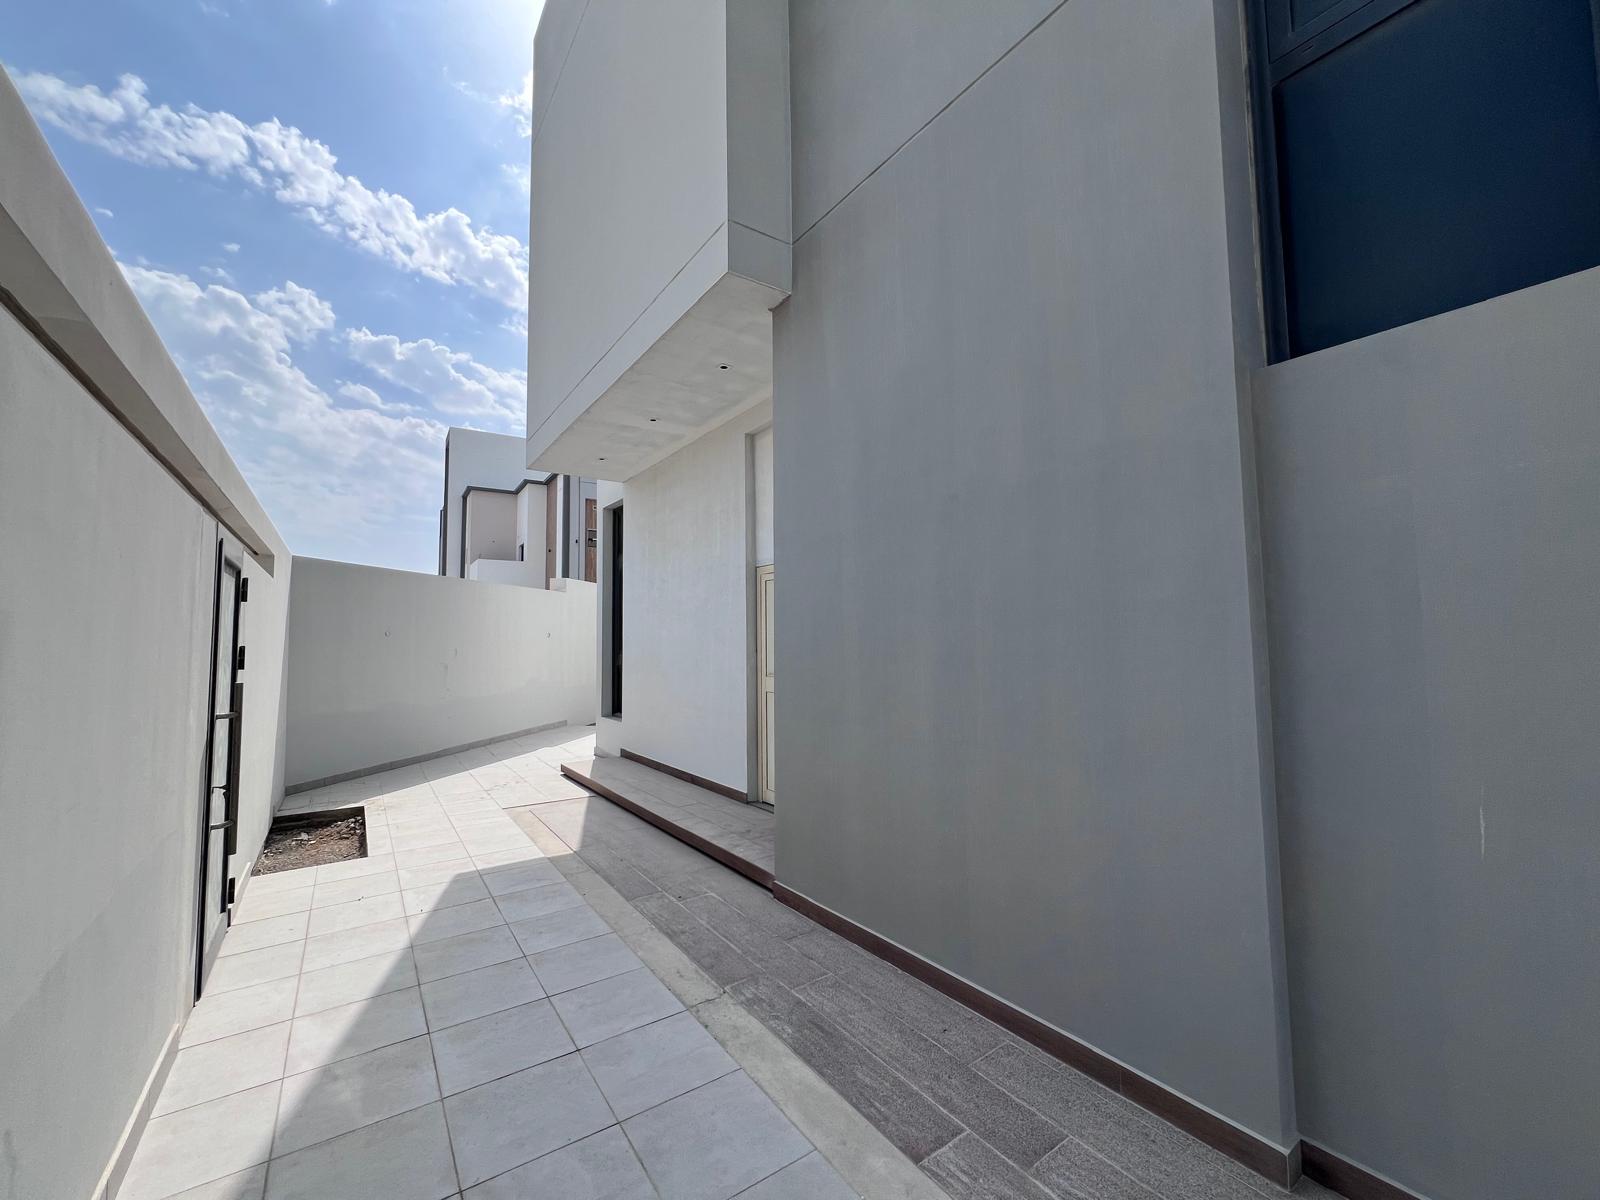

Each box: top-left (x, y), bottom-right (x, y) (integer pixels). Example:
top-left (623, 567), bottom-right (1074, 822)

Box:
top-left (1268, 0), bottom-right (1600, 357)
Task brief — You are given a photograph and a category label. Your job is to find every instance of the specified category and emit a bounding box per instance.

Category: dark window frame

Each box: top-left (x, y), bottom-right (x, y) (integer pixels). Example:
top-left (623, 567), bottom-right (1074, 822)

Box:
top-left (605, 504), bottom-right (624, 718)
top-left (1245, 0), bottom-right (1600, 361)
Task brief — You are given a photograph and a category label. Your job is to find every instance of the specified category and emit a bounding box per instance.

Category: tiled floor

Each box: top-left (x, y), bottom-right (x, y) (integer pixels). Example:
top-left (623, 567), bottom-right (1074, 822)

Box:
top-left (508, 780), bottom-right (1345, 1200)
top-left (561, 755), bottom-right (775, 881)
top-left (118, 727), bottom-right (856, 1200)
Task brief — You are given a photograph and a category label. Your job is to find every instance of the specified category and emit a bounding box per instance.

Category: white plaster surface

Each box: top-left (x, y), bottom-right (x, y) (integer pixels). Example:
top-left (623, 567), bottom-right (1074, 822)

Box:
top-left (606, 402), bottom-right (771, 793)
top-left (284, 558), bottom-right (597, 786)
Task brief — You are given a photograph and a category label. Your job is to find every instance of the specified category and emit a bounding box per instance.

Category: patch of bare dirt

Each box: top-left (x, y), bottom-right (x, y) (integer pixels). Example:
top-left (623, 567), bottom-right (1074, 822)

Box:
top-left (256, 812), bottom-right (366, 874)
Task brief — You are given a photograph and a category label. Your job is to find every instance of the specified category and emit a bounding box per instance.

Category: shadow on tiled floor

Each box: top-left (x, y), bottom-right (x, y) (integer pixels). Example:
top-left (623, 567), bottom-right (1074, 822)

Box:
top-left (511, 781), bottom-right (1345, 1200)
top-left (117, 727), bottom-right (857, 1200)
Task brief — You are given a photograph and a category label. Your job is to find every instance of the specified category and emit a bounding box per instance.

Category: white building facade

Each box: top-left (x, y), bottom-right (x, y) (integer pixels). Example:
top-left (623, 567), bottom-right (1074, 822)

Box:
top-left (524, 4), bottom-right (1600, 1200)
top-left (438, 426), bottom-right (597, 587)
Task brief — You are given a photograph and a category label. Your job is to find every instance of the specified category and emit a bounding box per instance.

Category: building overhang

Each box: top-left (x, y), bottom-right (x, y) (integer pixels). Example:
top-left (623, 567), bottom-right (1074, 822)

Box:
top-left (525, 0), bottom-right (790, 482)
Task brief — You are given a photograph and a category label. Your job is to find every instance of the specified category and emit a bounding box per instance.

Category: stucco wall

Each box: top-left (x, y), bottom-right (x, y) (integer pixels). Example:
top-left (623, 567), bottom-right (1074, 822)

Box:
top-left (1255, 267), bottom-right (1600, 1199)
top-left (442, 427), bottom-right (541, 578)
top-left (527, 0), bottom-right (730, 442)
top-left (284, 559), bottom-right (596, 786)
top-left (612, 402), bottom-right (770, 794)
top-left (774, 0), bottom-right (1295, 1146)
top-left (0, 70), bottom-right (293, 1200)
top-left (464, 489), bottom-right (519, 566)
top-left (0, 303), bottom-right (291, 1200)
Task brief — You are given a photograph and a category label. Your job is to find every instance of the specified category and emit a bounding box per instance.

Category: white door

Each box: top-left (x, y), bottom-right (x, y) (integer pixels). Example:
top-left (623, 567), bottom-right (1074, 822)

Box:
top-left (756, 564), bottom-right (775, 806)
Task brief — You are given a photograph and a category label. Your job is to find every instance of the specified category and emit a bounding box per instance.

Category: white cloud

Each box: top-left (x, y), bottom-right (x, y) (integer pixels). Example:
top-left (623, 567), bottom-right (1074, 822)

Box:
top-left (222, 241), bottom-right (241, 253)
top-left (254, 280), bottom-right (335, 342)
top-left (337, 380), bottom-right (418, 415)
top-left (498, 70), bottom-right (533, 137)
top-left (345, 326), bottom-right (524, 431)
top-left (13, 68), bottom-right (529, 314)
top-left (94, 206), bottom-right (115, 218)
top-left (121, 263), bottom-right (449, 565)
top-left (502, 162), bottom-right (531, 198)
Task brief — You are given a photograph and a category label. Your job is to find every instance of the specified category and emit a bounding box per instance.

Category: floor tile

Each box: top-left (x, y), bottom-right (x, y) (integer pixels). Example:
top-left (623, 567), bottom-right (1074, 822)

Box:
top-left (219, 912), bottom-right (309, 958)
top-left (1032, 1135), bottom-right (1160, 1200)
top-left (460, 830), bottom-right (532, 853)
top-left (479, 859), bottom-right (564, 897)
top-left (631, 895), bottom-right (757, 988)
top-left (508, 906), bottom-right (612, 956)
top-left (921, 1132), bottom-right (1057, 1200)
top-left (797, 974), bottom-right (1062, 1168)
top-left (493, 881), bottom-right (585, 924)
top-left (182, 977), bottom-right (298, 1048)
top-left (430, 774), bottom-right (485, 798)
top-left (410, 898), bottom-right (506, 945)
top-left (404, 874), bottom-right (492, 915)
top-left (624, 1072), bottom-right (810, 1200)
top-left (264, 1100), bottom-right (458, 1200)
top-left (164, 1163), bottom-right (268, 1200)
top-left (462, 1126), bottom-right (655, 1200)
top-left (234, 886), bottom-right (314, 925)
top-left (206, 942), bottom-right (305, 994)
top-left (471, 846), bottom-right (547, 871)
top-left (726, 975), bottom-right (959, 1164)
top-left (550, 967), bottom-right (685, 1049)
top-left (118, 1082), bottom-right (280, 1200)
top-left (396, 841), bottom-right (472, 868)
top-left (306, 891), bottom-right (406, 937)
top-left (274, 1036), bottom-right (440, 1157)
top-left (294, 948), bottom-right (418, 1017)
top-left (392, 825), bottom-right (468, 852)
top-left (530, 933), bottom-right (643, 996)
top-left (412, 924), bottom-right (525, 984)
top-left (155, 1022), bottom-right (290, 1117)
top-left (301, 916), bottom-right (411, 972)
top-left (443, 1053), bottom-right (614, 1188)
top-left (398, 858), bottom-right (481, 890)
top-left (246, 867), bottom-right (320, 897)
top-left (284, 986), bottom-right (428, 1074)
top-left (422, 957), bottom-right (545, 1030)
top-left (312, 871), bottom-right (401, 908)
top-left (431, 998), bottom-right (575, 1095)
top-left (580, 1010), bottom-right (737, 1121)
top-left (317, 853), bottom-right (397, 883)
top-left (734, 1152), bottom-right (858, 1199)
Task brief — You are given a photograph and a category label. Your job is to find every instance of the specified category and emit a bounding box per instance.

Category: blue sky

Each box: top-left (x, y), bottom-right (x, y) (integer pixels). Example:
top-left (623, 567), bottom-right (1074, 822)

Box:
top-left (6, 0), bottom-right (545, 571)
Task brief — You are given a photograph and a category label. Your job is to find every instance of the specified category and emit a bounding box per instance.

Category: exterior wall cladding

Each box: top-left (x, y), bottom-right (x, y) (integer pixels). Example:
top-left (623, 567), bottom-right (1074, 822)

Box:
top-left (770, 3), bottom-right (1599, 1200)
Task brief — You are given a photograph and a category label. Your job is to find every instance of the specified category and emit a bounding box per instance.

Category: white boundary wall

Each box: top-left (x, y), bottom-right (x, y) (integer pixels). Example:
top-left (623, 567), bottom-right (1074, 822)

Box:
top-left (285, 558), bottom-right (596, 786)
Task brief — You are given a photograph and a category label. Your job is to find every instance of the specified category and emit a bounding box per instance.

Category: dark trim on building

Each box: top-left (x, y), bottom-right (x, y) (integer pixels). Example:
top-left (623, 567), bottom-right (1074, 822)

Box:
top-left (438, 440), bottom-right (451, 575)
top-left (1301, 1142), bottom-right (1426, 1200)
top-left (560, 762), bottom-right (772, 887)
top-left (771, 881), bottom-right (1302, 1190)
top-left (619, 748), bottom-right (747, 803)
top-left (451, 475), bottom-right (554, 579)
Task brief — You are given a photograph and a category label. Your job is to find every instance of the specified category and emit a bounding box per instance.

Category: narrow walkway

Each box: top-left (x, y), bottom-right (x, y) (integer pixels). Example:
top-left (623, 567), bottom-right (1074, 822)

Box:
top-left (506, 772), bottom-right (1343, 1200)
top-left (118, 728), bottom-right (856, 1200)
top-left (561, 754), bottom-right (775, 885)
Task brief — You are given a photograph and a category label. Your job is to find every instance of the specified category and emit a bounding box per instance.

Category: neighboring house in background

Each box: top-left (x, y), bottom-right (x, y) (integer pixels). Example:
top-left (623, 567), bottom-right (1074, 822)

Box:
top-left (437, 425), bottom-right (597, 587)
top-left (524, 4), bottom-right (1600, 1200)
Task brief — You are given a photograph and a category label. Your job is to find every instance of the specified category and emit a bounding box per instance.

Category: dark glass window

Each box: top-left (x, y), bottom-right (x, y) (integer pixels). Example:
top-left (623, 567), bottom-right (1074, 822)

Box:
top-left (1250, 0), bottom-right (1600, 359)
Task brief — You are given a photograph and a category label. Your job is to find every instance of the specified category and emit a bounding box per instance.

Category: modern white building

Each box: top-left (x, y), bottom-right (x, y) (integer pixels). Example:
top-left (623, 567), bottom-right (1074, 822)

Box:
top-left (524, 3), bottom-right (1600, 1200)
top-left (437, 426), bottom-right (597, 587)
